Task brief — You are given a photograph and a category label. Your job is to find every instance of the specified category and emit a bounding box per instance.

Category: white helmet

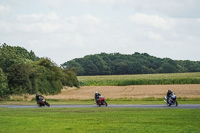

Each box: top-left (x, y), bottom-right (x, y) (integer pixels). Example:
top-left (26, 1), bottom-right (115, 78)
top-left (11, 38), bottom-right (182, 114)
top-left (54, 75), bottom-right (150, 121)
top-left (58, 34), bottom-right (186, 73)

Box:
top-left (95, 91), bottom-right (98, 94)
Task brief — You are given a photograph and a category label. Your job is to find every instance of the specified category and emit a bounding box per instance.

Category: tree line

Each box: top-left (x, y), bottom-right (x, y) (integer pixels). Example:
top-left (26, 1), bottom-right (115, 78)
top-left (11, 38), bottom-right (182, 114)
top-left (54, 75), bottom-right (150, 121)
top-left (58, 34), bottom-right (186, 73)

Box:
top-left (0, 44), bottom-right (79, 98)
top-left (61, 52), bottom-right (200, 76)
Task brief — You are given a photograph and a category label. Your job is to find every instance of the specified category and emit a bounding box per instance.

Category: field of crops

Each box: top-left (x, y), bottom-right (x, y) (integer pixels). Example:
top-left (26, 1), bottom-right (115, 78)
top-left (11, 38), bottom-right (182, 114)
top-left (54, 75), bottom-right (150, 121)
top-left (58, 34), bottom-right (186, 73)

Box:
top-left (0, 108), bottom-right (200, 133)
top-left (78, 72), bottom-right (200, 86)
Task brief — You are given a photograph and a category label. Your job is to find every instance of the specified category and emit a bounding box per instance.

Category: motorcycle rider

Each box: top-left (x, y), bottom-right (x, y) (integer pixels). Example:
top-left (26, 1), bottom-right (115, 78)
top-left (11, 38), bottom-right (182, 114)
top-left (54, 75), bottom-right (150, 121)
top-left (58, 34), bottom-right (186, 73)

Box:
top-left (166, 90), bottom-right (173, 104)
top-left (36, 93), bottom-right (43, 104)
top-left (94, 91), bottom-right (101, 104)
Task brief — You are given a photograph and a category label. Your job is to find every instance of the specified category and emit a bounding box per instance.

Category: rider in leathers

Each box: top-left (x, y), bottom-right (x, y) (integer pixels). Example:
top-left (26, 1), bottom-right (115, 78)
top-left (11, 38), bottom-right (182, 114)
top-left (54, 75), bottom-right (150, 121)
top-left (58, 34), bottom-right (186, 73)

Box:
top-left (36, 93), bottom-right (43, 104)
top-left (166, 90), bottom-right (173, 104)
top-left (94, 91), bottom-right (101, 104)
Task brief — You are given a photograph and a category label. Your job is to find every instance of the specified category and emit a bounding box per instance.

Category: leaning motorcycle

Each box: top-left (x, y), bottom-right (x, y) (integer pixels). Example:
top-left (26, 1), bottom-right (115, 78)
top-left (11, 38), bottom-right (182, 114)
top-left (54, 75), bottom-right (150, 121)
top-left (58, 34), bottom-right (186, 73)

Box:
top-left (37, 96), bottom-right (50, 107)
top-left (96, 95), bottom-right (108, 107)
top-left (164, 93), bottom-right (178, 106)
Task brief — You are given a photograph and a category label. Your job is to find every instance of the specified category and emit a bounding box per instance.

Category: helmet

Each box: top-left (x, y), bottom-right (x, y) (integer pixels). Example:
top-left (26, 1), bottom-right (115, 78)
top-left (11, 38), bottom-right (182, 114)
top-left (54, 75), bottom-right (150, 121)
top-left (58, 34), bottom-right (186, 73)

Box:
top-left (168, 90), bottom-right (172, 93)
top-left (95, 91), bottom-right (98, 94)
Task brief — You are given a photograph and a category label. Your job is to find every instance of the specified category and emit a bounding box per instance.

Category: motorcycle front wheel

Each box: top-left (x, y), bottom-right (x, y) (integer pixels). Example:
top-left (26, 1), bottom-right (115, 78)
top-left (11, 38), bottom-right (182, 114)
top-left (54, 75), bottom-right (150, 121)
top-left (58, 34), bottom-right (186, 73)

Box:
top-left (175, 101), bottom-right (178, 106)
top-left (45, 102), bottom-right (50, 107)
top-left (105, 102), bottom-right (108, 107)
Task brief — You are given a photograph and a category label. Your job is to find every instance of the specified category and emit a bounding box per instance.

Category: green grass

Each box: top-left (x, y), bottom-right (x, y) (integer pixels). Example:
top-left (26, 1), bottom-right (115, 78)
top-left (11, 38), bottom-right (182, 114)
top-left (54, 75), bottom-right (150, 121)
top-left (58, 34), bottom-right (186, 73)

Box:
top-left (0, 107), bottom-right (199, 133)
top-left (0, 97), bottom-right (199, 105)
top-left (78, 72), bottom-right (200, 86)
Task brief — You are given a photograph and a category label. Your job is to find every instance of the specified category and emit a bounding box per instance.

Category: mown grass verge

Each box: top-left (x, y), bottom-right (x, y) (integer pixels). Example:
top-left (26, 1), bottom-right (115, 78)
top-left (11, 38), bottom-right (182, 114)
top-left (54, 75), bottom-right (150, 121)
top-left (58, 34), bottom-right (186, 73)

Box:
top-left (78, 72), bottom-right (200, 86)
top-left (0, 107), bottom-right (199, 133)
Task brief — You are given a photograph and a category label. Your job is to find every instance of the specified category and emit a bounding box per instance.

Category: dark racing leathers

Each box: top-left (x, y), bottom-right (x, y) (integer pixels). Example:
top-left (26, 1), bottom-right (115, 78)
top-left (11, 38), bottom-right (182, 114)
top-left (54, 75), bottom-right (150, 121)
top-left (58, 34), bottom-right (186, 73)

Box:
top-left (95, 93), bottom-right (101, 104)
top-left (36, 95), bottom-right (44, 105)
top-left (166, 90), bottom-right (173, 104)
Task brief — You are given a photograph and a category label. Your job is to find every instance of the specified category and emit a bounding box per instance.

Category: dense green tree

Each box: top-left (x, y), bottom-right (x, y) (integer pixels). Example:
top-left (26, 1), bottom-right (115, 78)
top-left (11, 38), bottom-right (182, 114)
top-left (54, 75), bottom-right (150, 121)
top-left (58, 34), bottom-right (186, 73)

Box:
top-left (7, 63), bottom-right (34, 94)
top-left (183, 60), bottom-right (200, 72)
top-left (160, 63), bottom-right (177, 73)
top-left (62, 52), bottom-right (200, 76)
top-left (36, 58), bottom-right (70, 94)
top-left (61, 60), bottom-right (85, 75)
top-left (82, 59), bottom-right (99, 75)
top-left (86, 55), bottom-right (111, 75)
top-left (62, 69), bottom-right (79, 87)
top-left (0, 68), bottom-right (8, 97)
top-left (0, 44), bottom-right (79, 97)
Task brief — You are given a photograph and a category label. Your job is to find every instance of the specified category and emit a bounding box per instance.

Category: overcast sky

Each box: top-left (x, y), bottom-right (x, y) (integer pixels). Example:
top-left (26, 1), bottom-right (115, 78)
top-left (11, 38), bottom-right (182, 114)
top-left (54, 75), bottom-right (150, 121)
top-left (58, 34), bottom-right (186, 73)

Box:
top-left (1, 0), bottom-right (200, 65)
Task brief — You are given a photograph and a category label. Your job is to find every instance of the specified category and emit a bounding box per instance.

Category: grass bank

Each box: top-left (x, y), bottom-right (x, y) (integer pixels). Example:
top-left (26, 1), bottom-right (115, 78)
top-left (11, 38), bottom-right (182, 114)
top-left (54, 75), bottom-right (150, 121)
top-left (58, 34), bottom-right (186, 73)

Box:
top-left (78, 72), bottom-right (200, 86)
top-left (0, 108), bottom-right (199, 133)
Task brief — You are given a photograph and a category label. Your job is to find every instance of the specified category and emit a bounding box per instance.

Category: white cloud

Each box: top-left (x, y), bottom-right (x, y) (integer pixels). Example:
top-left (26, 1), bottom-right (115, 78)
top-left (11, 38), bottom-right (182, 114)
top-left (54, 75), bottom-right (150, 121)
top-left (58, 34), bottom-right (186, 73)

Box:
top-left (129, 13), bottom-right (174, 30)
top-left (17, 12), bottom-right (59, 22)
top-left (0, 21), bottom-right (12, 33)
top-left (146, 31), bottom-right (164, 40)
top-left (67, 14), bottom-right (102, 26)
top-left (15, 12), bottom-right (103, 33)
top-left (12, 12), bottom-right (104, 34)
top-left (65, 14), bottom-right (104, 34)
top-left (77, 0), bottom-right (127, 4)
top-left (0, 5), bottom-right (11, 14)
top-left (83, 14), bottom-right (102, 24)
top-left (15, 12), bottom-right (62, 32)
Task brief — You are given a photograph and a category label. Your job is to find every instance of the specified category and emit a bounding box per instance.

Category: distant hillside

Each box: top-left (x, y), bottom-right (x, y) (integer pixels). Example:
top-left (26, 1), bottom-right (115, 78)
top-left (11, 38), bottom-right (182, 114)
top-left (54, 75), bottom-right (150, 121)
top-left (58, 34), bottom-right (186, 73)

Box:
top-left (61, 52), bottom-right (200, 76)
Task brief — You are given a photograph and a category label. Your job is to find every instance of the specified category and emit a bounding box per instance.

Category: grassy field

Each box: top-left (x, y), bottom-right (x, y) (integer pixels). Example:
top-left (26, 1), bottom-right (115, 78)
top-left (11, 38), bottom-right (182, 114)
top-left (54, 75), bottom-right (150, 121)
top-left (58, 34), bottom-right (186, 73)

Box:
top-left (0, 107), bottom-right (199, 133)
top-left (78, 72), bottom-right (200, 86)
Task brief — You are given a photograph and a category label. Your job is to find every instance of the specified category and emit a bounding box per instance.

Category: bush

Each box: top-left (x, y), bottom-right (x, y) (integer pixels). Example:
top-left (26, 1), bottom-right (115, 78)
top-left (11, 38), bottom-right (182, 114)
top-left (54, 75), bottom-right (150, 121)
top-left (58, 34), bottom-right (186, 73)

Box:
top-left (0, 44), bottom-right (79, 97)
top-left (0, 68), bottom-right (9, 97)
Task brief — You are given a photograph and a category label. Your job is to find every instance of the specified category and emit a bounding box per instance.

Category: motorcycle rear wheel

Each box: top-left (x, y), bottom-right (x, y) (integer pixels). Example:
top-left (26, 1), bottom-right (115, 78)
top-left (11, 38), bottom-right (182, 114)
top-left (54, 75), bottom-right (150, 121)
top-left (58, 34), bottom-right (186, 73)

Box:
top-left (37, 103), bottom-right (42, 107)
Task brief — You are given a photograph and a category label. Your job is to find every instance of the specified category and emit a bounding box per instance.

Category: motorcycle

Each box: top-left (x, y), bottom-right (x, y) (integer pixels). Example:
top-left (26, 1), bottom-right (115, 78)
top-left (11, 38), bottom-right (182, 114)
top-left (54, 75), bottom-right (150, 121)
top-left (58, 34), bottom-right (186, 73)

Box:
top-left (164, 93), bottom-right (178, 106)
top-left (37, 96), bottom-right (50, 107)
top-left (96, 95), bottom-right (108, 107)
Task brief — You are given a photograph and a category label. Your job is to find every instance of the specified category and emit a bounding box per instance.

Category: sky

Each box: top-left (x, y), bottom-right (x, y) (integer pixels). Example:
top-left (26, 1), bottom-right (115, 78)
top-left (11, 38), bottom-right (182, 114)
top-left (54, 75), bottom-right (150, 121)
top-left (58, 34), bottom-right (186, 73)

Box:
top-left (0, 0), bottom-right (200, 65)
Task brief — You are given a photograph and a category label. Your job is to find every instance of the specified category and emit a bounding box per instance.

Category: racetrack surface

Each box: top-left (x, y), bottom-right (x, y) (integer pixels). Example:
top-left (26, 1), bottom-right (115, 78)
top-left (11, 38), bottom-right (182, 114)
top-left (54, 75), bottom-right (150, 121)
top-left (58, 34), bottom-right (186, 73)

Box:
top-left (1, 104), bottom-right (200, 109)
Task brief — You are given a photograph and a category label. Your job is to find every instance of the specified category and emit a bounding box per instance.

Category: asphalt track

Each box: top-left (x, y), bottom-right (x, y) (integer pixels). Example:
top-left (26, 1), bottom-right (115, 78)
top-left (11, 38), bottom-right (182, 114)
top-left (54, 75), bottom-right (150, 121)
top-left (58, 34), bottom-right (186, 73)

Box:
top-left (0, 104), bottom-right (200, 109)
